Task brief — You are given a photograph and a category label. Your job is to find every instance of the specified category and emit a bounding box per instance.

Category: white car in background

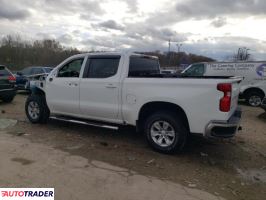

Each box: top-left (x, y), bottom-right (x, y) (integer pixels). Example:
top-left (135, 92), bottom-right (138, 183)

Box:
top-left (182, 62), bottom-right (266, 106)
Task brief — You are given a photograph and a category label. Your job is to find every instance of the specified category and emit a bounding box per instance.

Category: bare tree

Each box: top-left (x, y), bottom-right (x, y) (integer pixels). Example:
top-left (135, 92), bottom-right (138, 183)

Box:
top-left (234, 47), bottom-right (251, 61)
top-left (0, 35), bottom-right (80, 70)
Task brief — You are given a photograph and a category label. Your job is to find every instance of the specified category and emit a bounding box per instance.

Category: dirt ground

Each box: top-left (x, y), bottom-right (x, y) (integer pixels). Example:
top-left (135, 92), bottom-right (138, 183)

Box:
top-left (1, 92), bottom-right (266, 200)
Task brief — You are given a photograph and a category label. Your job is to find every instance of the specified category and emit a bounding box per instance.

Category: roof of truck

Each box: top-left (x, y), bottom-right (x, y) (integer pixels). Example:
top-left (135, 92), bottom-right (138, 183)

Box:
top-left (72, 51), bottom-right (158, 59)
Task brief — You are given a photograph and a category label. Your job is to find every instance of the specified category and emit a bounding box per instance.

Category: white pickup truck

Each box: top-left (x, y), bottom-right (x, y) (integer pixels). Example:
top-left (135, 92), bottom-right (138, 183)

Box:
top-left (25, 52), bottom-right (242, 153)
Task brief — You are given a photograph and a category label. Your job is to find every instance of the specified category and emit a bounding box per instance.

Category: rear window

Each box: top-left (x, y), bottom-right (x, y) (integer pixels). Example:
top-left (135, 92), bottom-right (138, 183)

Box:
top-left (0, 66), bottom-right (11, 77)
top-left (128, 56), bottom-right (160, 77)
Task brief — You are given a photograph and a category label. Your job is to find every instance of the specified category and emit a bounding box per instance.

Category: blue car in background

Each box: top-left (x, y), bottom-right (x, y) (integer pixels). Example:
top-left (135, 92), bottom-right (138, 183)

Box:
top-left (15, 66), bottom-right (53, 90)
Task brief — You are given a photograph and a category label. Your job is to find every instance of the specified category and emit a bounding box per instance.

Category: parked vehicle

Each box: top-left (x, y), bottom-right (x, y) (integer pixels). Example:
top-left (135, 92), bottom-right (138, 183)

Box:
top-left (261, 98), bottom-right (266, 111)
top-left (0, 65), bottom-right (16, 103)
top-left (182, 62), bottom-right (266, 107)
top-left (16, 66), bottom-right (53, 90)
top-left (25, 52), bottom-right (242, 153)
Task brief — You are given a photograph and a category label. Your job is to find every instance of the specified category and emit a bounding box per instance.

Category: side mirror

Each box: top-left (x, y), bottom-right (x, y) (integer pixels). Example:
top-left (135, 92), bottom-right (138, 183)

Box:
top-left (17, 72), bottom-right (22, 76)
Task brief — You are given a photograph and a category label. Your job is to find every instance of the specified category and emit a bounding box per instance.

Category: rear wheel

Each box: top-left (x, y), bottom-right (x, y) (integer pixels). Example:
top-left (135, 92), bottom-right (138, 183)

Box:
top-left (25, 94), bottom-right (50, 123)
top-left (246, 92), bottom-right (264, 107)
top-left (144, 111), bottom-right (188, 154)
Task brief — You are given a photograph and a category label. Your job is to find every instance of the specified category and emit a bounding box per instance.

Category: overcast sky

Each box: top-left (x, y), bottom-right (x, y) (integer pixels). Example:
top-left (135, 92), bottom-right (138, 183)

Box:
top-left (0, 0), bottom-right (266, 60)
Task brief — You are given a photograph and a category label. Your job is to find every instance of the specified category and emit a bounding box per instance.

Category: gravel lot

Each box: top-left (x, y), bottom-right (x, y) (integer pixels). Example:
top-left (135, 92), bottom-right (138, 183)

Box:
top-left (1, 92), bottom-right (266, 200)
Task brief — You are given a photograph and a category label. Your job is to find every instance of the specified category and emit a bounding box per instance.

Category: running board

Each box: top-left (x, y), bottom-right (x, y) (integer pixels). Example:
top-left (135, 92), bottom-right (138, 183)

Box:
top-left (49, 116), bottom-right (119, 130)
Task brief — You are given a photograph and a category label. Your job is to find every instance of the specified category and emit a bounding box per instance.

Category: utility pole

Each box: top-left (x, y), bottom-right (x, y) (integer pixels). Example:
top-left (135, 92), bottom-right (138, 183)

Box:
top-left (176, 43), bottom-right (182, 53)
top-left (168, 39), bottom-right (171, 53)
top-left (167, 39), bottom-right (185, 66)
top-left (168, 39), bottom-right (171, 66)
top-left (168, 39), bottom-right (184, 66)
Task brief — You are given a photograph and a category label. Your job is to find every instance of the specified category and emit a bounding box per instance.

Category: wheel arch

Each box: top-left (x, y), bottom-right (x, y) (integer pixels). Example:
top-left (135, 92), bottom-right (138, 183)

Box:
top-left (243, 87), bottom-right (265, 98)
top-left (30, 85), bottom-right (46, 96)
top-left (137, 101), bottom-right (190, 133)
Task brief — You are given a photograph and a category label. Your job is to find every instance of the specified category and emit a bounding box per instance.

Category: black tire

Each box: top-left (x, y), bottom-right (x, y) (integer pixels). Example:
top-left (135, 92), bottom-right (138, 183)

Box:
top-left (144, 111), bottom-right (188, 154)
top-left (246, 91), bottom-right (264, 107)
top-left (2, 94), bottom-right (16, 103)
top-left (25, 94), bottom-right (50, 124)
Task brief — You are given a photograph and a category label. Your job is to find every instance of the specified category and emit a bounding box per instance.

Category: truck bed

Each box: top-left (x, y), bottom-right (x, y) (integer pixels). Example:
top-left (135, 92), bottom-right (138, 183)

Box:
top-left (129, 72), bottom-right (236, 79)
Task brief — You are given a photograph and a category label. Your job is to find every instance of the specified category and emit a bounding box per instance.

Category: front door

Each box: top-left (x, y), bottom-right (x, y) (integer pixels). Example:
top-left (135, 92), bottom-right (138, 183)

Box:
top-left (46, 57), bottom-right (85, 116)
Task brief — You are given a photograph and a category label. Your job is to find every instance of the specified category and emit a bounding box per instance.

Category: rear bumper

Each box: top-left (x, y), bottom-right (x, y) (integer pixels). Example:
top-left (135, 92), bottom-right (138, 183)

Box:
top-left (15, 84), bottom-right (26, 90)
top-left (0, 88), bottom-right (16, 97)
top-left (205, 107), bottom-right (242, 138)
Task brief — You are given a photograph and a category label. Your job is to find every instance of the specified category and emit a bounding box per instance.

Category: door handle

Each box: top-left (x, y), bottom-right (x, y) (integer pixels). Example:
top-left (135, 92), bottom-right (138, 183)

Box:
top-left (105, 84), bottom-right (117, 89)
top-left (68, 83), bottom-right (78, 87)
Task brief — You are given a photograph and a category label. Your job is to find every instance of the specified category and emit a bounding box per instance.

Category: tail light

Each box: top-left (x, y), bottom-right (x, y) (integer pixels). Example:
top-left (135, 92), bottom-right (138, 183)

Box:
top-left (8, 75), bottom-right (16, 82)
top-left (217, 83), bottom-right (232, 112)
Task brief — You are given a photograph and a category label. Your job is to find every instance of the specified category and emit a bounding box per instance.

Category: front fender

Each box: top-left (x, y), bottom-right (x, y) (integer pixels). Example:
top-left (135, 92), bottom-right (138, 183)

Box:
top-left (30, 81), bottom-right (45, 95)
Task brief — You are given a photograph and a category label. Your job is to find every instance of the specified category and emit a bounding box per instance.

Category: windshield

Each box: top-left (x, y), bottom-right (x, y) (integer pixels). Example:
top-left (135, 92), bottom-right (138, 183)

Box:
top-left (44, 68), bottom-right (53, 73)
top-left (182, 64), bottom-right (205, 76)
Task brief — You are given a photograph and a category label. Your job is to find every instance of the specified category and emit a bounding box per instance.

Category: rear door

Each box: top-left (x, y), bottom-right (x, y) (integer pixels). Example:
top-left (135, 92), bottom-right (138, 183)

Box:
top-left (79, 55), bottom-right (122, 122)
top-left (46, 56), bottom-right (85, 116)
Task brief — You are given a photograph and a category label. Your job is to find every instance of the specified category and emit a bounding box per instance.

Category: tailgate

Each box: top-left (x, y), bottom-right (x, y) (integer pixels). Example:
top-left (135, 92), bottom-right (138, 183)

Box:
top-left (229, 78), bottom-right (242, 116)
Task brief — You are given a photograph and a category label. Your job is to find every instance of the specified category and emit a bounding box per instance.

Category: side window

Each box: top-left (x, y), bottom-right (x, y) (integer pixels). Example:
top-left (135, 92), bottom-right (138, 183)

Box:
top-left (32, 68), bottom-right (44, 75)
top-left (184, 64), bottom-right (205, 76)
top-left (128, 56), bottom-right (160, 77)
top-left (84, 57), bottom-right (120, 78)
top-left (58, 58), bottom-right (84, 78)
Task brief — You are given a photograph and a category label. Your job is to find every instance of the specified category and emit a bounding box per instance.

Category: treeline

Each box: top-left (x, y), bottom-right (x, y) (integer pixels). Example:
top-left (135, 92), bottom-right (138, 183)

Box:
top-left (0, 35), bottom-right (215, 70)
top-left (0, 35), bottom-right (80, 70)
top-left (141, 51), bottom-right (215, 67)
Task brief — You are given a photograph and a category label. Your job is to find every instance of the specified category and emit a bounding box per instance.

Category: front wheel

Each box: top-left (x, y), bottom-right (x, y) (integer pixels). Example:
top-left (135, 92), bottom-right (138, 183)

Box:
top-left (144, 111), bottom-right (188, 154)
top-left (25, 94), bottom-right (50, 123)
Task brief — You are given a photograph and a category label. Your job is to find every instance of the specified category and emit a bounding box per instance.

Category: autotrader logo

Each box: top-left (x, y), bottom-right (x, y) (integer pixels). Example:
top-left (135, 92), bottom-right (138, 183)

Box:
top-left (0, 188), bottom-right (54, 200)
top-left (256, 64), bottom-right (266, 77)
